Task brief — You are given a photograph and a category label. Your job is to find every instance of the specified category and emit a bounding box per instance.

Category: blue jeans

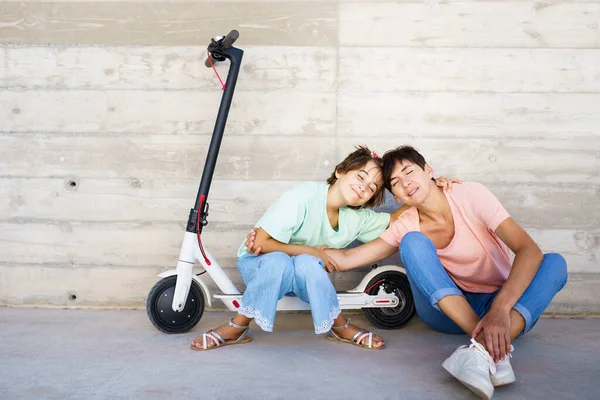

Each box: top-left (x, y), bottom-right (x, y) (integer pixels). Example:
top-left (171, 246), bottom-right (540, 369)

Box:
top-left (399, 232), bottom-right (568, 335)
top-left (237, 252), bottom-right (341, 334)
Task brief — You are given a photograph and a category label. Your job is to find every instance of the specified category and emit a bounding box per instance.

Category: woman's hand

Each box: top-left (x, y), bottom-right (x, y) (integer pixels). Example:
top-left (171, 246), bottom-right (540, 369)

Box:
top-left (471, 307), bottom-right (512, 362)
top-left (434, 176), bottom-right (462, 192)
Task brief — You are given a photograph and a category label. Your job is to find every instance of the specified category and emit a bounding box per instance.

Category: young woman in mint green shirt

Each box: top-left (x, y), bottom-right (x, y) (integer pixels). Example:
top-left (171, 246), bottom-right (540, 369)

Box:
top-left (191, 146), bottom-right (454, 351)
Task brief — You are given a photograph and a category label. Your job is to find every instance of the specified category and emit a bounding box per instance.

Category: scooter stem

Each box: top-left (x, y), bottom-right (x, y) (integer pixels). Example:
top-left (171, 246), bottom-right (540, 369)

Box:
top-left (188, 46), bottom-right (244, 235)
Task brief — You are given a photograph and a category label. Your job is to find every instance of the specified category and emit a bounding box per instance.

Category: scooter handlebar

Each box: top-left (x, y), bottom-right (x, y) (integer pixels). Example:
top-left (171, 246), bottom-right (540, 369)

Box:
top-left (221, 29), bottom-right (239, 49)
top-left (204, 56), bottom-right (215, 68)
top-left (205, 30), bottom-right (240, 67)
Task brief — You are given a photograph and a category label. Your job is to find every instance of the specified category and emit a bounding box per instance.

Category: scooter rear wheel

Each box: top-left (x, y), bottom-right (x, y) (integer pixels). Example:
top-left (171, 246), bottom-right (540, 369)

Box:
top-left (362, 270), bottom-right (416, 329)
top-left (146, 276), bottom-right (205, 333)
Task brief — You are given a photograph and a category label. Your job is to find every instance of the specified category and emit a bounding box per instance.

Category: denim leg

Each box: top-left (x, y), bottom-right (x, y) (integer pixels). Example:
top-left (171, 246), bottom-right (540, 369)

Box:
top-left (400, 232), bottom-right (467, 334)
top-left (465, 291), bottom-right (499, 321)
top-left (510, 253), bottom-right (568, 334)
top-left (408, 275), bottom-right (465, 334)
top-left (237, 252), bottom-right (294, 332)
top-left (292, 254), bottom-right (341, 334)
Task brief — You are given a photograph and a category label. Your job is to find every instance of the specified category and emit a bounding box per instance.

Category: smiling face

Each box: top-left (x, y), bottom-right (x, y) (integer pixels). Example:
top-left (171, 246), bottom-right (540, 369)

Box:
top-left (387, 159), bottom-right (435, 205)
top-left (335, 160), bottom-right (384, 207)
top-left (327, 145), bottom-right (386, 209)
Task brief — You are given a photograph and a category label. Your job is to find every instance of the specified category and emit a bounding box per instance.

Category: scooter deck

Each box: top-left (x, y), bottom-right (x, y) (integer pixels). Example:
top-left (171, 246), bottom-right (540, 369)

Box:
top-left (213, 290), bottom-right (400, 312)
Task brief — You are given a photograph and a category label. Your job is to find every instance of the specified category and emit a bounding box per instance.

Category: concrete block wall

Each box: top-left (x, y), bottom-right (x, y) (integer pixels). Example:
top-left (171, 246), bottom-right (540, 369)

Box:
top-left (1, 0), bottom-right (599, 313)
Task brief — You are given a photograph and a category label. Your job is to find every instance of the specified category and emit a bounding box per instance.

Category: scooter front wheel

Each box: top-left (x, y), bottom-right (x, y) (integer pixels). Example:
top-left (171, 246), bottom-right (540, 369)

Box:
top-left (362, 270), bottom-right (416, 329)
top-left (146, 276), bottom-right (205, 333)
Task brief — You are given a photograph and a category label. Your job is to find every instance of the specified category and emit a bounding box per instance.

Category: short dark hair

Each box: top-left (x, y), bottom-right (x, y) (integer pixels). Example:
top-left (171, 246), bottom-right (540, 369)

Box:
top-left (327, 145), bottom-right (385, 209)
top-left (382, 145), bottom-right (429, 191)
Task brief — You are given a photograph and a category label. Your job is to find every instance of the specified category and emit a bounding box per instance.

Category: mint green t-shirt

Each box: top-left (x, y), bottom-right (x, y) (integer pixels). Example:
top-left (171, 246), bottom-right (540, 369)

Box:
top-left (237, 182), bottom-right (390, 257)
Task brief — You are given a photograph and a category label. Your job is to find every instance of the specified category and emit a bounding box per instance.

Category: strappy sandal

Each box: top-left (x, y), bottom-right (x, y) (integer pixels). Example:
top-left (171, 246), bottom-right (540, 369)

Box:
top-left (190, 317), bottom-right (252, 351)
top-left (325, 318), bottom-right (384, 350)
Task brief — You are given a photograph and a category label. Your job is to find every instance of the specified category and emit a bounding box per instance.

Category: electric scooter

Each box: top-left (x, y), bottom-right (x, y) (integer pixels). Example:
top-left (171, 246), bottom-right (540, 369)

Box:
top-left (146, 30), bottom-right (416, 334)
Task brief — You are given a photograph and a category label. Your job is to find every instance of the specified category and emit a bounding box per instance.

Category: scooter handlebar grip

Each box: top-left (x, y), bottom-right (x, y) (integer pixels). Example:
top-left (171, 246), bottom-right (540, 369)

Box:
top-left (222, 29), bottom-right (239, 48)
top-left (205, 56), bottom-right (216, 68)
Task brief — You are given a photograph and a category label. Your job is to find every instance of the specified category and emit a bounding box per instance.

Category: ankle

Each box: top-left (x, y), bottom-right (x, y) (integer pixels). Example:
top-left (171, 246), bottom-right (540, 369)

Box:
top-left (473, 335), bottom-right (488, 351)
top-left (332, 316), bottom-right (353, 330)
top-left (232, 314), bottom-right (252, 327)
top-left (333, 316), bottom-right (347, 327)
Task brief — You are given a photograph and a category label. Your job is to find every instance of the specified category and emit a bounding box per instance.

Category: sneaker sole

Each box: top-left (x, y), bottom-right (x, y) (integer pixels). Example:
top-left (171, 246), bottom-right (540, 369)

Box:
top-left (442, 361), bottom-right (493, 400)
top-left (491, 370), bottom-right (516, 386)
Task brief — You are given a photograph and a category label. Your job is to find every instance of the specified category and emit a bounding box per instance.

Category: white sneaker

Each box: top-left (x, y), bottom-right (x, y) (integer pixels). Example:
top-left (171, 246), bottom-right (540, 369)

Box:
top-left (490, 345), bottom-right (516, 386)
top-left (442, 338), bottom-right (496, 400)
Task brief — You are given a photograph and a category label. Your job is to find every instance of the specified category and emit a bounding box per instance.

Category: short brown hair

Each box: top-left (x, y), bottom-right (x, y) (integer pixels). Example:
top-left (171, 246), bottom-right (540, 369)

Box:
top-left (326, 145), bottom-right (385, 209)
top-left (382, 146), bottom-right (429, 191)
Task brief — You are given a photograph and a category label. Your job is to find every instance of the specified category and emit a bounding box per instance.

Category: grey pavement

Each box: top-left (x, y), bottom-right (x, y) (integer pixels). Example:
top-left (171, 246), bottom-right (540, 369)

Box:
top-left (0, 307), bottom-right (599, 400)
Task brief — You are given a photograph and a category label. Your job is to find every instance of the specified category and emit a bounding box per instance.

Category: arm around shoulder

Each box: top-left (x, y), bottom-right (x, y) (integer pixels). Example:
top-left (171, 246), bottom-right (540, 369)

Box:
top-left (389, 204), bottom-right (411, 225)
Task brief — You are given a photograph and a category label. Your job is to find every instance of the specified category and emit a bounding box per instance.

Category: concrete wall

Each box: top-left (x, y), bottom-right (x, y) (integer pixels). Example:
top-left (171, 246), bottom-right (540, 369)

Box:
top-left (1, 0), bottom-right (599, 313)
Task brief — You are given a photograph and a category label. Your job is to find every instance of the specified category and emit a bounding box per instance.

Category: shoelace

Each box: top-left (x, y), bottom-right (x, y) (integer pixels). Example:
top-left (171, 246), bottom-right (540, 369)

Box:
top-left (468, 338), bottom-right (497, 374)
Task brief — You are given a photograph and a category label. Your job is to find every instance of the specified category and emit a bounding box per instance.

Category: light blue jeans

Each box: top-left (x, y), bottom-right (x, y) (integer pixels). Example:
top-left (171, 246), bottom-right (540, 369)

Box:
top-left (237, 252), bottom-right (341, 334)
top-left (399, 232), bottom-right (568, 335)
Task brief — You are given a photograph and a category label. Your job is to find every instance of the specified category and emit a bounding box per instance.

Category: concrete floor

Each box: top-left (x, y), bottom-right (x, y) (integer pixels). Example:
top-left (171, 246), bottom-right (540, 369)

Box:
top-left (0, 307), bottom-right (598, 400)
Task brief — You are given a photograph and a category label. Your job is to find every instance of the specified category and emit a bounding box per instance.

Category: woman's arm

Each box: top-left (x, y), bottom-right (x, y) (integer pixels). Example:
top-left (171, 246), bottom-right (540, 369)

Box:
top-left (253, 227), bottom-right (339, 271)
top-left (471, 217), bottom-right (544, 361)
top-left (324, 238), bottom-right (398, 272)
top-left (490, 218), bottom-right (544, 312)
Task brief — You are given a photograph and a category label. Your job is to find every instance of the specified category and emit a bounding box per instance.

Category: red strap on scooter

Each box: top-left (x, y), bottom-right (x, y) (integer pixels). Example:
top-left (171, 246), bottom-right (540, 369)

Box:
top-left (207, 53), bottom-right (226, 90)
top-left (196, 195), bottom-right (212, 266)
top-left (364, 279), bottom-right (384, 293)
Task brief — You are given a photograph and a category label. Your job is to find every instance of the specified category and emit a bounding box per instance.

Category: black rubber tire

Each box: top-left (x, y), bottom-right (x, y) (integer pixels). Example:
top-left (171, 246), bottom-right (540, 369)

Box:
top-left (362, 270), bottom-right (416, 330)
top-left (146, 276), bottom-right (205, 333)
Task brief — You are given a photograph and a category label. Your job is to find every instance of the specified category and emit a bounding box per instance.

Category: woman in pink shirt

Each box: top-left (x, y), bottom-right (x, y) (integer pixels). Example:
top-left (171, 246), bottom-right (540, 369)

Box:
top-left (328, 145), bottom-right (567, 400)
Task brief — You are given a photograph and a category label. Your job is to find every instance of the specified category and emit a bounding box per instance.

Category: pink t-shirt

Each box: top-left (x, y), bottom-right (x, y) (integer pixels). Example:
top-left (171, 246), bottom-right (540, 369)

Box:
top-left (380, 182), bottom-right (512, 293)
